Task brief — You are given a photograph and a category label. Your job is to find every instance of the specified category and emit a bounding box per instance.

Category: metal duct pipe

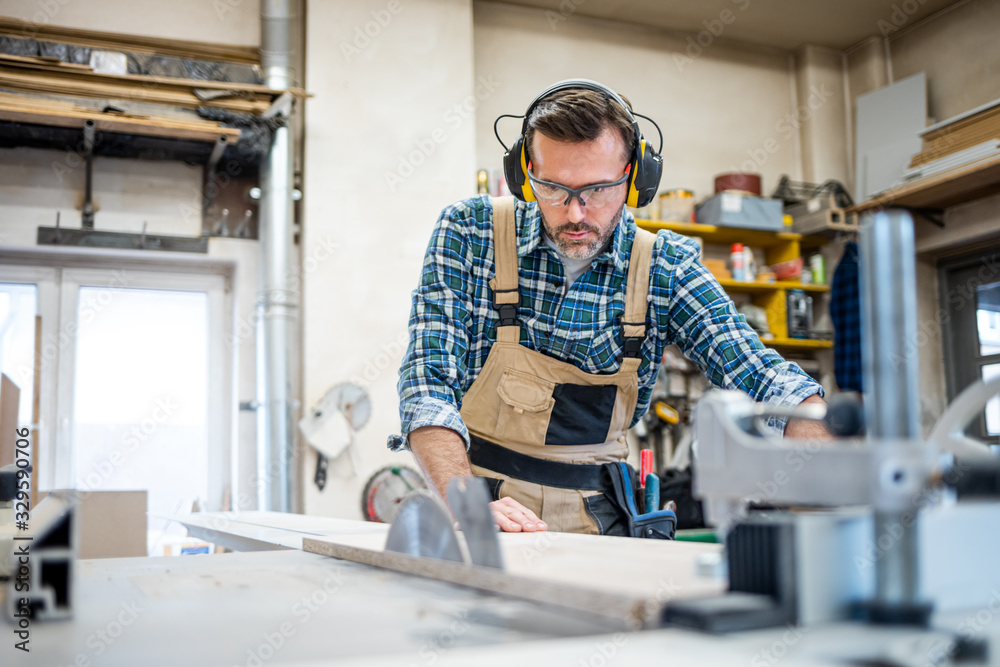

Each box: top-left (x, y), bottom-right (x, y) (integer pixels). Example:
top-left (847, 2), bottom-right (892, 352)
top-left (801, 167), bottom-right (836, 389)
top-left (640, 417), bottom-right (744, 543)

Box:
top-left (859, 209), bottom-right (923, 616)
top-left (257, 0), bottom-right (300, 512)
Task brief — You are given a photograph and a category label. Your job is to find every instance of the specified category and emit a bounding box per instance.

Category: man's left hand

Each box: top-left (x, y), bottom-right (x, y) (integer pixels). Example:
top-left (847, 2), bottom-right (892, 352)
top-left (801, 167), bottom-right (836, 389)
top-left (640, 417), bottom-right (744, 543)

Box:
top-left (784, 394), bottom-right (833, 440)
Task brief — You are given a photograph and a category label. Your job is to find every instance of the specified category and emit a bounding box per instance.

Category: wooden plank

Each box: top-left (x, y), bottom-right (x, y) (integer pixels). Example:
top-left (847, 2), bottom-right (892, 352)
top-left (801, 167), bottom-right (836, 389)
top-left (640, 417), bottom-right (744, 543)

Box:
top-left (0, 53), bottom-right (93, 72)
top-left (0, 17), bottom-right (259, 65)
top-left (0, 374), bottom-right (20, 466)
top-left (305, 537), bottom-right (650, 629)
top-left (304, 526), bottom-right (725, 629)
top-left (0, 99), bottom-right (241, 144)
top-left (0, 54), bottom-right (308, 99)
top-left (160, 511), bottom-right (391, 551)
top-left (0, 68), bottom-right (271, 114)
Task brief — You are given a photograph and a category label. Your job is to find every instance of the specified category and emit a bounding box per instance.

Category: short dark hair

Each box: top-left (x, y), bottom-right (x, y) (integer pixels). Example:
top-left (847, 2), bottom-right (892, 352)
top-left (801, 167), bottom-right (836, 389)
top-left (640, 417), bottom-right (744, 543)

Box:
top-left (524, 88), bottom-right (635, 167)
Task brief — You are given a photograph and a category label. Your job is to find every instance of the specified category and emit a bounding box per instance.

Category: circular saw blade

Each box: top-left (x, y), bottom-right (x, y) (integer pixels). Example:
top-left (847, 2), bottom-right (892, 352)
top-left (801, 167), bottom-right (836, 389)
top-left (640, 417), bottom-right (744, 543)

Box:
top-left (361, 465), bottom-right (427, 523)
top-left (384, 492), bottom-right (466, 564)
top-left (448, 476), bottom-right (504, 569)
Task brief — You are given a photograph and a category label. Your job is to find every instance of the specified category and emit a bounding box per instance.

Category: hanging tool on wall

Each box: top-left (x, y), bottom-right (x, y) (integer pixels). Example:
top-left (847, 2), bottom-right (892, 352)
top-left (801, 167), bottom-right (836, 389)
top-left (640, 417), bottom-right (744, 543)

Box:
top-left (298, 382), bottom-right (371, 490)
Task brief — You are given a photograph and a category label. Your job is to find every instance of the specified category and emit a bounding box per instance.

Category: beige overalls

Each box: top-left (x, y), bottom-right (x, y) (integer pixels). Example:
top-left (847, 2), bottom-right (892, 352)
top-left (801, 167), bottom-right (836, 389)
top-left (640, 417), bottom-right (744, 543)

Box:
top-left (462, 196), bottom-right (657, 534)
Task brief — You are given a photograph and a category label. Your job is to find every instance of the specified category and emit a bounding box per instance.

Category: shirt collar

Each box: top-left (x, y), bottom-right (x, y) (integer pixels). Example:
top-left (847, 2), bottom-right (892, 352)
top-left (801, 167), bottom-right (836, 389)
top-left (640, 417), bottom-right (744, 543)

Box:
top-left (517, 202), bottom-right (629, 274)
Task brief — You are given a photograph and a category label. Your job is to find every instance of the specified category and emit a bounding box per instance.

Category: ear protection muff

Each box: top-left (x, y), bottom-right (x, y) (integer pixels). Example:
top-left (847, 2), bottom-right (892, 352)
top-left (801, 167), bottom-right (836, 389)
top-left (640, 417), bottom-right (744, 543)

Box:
top-left (495, 78), bottom-right (663, 208)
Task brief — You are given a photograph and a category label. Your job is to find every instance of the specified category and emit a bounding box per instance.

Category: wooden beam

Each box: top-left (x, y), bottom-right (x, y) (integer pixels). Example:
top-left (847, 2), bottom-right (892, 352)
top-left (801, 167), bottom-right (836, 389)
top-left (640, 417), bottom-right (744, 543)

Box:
top-left (0, 94), bottom-right (241, 144)
top-left (0, 67), bottom-right (272, 114)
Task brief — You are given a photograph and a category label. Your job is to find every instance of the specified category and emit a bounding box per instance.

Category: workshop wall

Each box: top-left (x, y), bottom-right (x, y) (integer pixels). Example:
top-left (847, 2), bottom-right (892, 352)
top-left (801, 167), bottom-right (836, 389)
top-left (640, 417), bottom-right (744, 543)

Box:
top-left (792, 45), bottom-right (850, 190)
top-left (472, 1), bottom-right (804, 203)
top-left (889, 0), bottom-right (1000, 125)
top-left (0, 0), bottom-right (264, 509)
top-left (1, 0), bottom-right (261, 46)
top-left (300, 0), bottom-right (476, 518)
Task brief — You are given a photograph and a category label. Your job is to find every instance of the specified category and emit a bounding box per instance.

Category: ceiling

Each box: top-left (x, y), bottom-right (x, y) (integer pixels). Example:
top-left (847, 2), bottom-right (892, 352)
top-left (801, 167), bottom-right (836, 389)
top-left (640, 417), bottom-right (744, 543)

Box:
top-left (493, 0), bottom-right (965, 51)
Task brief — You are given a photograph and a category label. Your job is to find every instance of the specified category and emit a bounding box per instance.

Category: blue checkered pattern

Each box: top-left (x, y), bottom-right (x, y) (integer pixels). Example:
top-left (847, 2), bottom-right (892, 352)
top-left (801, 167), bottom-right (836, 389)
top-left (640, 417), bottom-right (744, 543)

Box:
top-left (830, 241), bottom-right (862, 392)
top-left (387, 196), bottom-right (823, 451)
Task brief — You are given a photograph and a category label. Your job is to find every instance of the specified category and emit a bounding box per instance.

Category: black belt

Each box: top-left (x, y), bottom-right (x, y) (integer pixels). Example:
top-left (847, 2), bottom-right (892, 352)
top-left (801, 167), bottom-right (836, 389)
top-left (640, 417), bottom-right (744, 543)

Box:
top-left (468, 435), bottom-right (606, 491)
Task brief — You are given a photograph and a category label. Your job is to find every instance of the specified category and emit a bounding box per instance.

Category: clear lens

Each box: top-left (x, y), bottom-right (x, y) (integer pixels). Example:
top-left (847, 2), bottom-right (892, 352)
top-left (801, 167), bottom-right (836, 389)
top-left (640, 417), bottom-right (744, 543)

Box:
top-left (531, 180), bottom-right (569, 205)
top-left (580, 183), bottom-right (625, 208)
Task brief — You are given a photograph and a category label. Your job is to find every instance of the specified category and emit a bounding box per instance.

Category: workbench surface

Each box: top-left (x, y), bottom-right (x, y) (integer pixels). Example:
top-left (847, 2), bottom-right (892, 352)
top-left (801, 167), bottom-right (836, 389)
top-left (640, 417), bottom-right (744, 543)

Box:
top-left (1, 549), bottom-right (620, 666)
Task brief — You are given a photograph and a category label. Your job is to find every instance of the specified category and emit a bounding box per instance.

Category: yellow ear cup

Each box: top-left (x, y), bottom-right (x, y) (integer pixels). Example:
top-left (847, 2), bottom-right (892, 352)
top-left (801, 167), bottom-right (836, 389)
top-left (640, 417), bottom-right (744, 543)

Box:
top-left (625, 140), bottom-right (646, 208)
top-left (519, 142), bottom-right (535, 202)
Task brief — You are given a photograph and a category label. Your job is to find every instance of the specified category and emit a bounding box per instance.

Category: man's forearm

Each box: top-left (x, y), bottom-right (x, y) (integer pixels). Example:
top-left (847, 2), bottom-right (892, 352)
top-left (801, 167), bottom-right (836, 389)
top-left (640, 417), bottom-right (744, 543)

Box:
top-left (407, 425), bottom-right (473, 500)
top-left (784, 393), bottom-right (832, 439)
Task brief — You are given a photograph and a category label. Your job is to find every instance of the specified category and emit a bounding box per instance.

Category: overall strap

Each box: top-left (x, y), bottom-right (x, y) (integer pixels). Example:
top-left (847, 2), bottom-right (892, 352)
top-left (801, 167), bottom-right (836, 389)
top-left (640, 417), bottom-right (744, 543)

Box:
top-left (621, 228), bottom-right (657, 368)
top-left (488, 196), bottom-right (520, 344)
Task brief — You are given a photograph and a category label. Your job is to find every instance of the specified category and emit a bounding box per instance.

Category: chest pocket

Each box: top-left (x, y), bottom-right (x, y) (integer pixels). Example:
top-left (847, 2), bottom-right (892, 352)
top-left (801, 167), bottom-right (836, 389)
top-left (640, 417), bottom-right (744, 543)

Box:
top-left (495, 369), bottom-right (555, 444)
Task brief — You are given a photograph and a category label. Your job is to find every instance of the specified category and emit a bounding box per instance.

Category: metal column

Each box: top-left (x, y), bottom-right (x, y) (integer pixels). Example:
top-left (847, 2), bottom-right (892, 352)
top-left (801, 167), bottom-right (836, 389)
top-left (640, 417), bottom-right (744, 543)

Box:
top-left (257, 0), bottom-right (300, 512)
top-left (859, 208), bottom-right (926, 621)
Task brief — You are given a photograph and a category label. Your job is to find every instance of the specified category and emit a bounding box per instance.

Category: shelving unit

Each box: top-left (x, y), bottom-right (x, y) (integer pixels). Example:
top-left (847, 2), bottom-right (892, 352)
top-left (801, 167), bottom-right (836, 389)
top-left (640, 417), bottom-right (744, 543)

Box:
top-left (637, 219), bottom-right (833, 351)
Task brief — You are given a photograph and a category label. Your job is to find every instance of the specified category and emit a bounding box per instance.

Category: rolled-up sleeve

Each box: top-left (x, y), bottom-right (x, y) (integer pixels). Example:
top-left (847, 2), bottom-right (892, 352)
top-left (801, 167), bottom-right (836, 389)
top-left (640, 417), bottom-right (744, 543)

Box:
top-left (387, 207), bottom-right (475, 452)
top-left (654, 234), bottom-right (824, 433)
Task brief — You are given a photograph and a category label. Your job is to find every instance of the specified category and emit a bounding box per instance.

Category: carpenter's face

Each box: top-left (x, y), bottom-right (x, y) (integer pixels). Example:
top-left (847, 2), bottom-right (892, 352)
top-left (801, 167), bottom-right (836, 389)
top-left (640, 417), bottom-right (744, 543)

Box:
top-left (529, 127), bottom-right (629, 260)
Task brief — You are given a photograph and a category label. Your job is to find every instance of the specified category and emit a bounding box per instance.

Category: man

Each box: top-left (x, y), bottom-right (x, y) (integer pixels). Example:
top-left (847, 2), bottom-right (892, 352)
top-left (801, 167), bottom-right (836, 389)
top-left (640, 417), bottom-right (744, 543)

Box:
top-left (388, 80), bottom-right (828, 536)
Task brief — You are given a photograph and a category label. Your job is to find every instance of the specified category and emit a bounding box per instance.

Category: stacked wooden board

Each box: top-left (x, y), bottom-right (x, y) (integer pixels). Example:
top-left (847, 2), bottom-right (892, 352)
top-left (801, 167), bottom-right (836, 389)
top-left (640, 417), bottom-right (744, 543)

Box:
top-left (910, 98), bottom-right (1000, 168)
top-left (0, 59), bottom-right (298, 115)
top-left (0, 91), bottom-right (241, 144)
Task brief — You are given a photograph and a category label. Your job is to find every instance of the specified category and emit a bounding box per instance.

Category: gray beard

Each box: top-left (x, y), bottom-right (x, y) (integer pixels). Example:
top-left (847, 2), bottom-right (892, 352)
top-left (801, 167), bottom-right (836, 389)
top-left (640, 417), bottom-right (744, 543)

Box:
top-left (539, 203), bottom-right (623, 261)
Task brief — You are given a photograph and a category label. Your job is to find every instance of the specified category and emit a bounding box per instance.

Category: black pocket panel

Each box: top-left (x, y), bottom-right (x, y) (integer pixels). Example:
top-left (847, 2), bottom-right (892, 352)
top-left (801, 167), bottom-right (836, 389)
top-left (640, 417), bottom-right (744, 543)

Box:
top-left (545, 383), bottom-right (618, 445)
top-left (583, 493), bottom-right (629, 536)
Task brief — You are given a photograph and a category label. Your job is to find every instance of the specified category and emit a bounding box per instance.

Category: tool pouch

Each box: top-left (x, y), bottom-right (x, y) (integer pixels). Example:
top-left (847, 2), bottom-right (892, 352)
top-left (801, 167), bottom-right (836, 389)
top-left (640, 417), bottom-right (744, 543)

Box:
top-left (603, 462), bottom-right (677, 540)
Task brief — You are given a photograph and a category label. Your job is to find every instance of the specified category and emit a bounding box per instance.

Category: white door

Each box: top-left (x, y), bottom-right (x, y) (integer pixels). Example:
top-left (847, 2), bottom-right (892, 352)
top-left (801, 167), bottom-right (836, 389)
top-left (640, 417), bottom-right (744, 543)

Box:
top-left (0, 258), bottom-right (237, 554)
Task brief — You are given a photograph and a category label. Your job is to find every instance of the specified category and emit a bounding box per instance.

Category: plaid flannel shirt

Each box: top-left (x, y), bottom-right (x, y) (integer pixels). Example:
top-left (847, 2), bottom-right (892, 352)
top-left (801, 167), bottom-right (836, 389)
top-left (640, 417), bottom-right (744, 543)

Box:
top-left (387, 196), bottom-right (822, 451)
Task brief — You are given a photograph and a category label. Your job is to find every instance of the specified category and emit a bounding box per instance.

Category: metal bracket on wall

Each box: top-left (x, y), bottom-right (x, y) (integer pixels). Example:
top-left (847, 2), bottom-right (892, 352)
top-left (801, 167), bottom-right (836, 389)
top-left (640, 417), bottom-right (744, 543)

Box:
top-left (36, 129), bottom-right (230, 253)
top-left (80, 119), bottom-right (96, 229)
top-left (202, 134), bottom-right (230, 223)
top-left (909, 207), bottom-right (945, 228)
top-left (37, 225), bottom-right (209, 252)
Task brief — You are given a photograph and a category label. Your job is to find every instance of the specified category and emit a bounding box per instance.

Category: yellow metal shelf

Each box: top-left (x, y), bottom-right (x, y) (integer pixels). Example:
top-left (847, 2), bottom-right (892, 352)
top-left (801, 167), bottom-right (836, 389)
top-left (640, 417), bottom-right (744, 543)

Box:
top-left (716, 279), bottom-right (829, 294)
top-left (638, 217), bottom-right (833, 355)
top-left (764, 337), bottom-right (834, 350)
top-left (637, 219), bottom-right (801, 247)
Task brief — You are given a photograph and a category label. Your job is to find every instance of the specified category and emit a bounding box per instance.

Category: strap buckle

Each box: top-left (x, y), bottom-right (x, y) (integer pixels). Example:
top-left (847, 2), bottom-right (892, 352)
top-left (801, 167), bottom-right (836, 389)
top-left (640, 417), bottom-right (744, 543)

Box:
top-left (496, 303), bottom-right (518, 327)
top-left (622, 336), bottom-right (643, 358)
top-left (493, 287), bottom-right (519, 327)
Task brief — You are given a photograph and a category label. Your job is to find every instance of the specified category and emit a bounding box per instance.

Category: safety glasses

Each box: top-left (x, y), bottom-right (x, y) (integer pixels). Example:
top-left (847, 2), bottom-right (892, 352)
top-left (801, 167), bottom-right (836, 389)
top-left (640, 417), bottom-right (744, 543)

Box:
top-left (526, 169), bottom-right (630, 208)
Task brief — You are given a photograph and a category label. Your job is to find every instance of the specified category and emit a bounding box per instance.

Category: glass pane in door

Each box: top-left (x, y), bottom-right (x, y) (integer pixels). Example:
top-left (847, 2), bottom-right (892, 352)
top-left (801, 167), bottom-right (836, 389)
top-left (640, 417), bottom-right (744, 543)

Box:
top-left (977, 282), bottom-right (1000, 356)
top-left (0, 283), bottom-right (38, 427)
top-left (984, 363), bottom-right (1000, 437)
top-left (72, 286), bottom-right (209, 554)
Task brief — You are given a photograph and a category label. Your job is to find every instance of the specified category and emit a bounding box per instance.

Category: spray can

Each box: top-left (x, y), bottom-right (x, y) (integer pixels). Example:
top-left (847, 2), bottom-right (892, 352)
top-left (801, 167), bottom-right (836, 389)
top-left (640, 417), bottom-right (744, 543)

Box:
top-left (731, 243), bottom-right (745, 281)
